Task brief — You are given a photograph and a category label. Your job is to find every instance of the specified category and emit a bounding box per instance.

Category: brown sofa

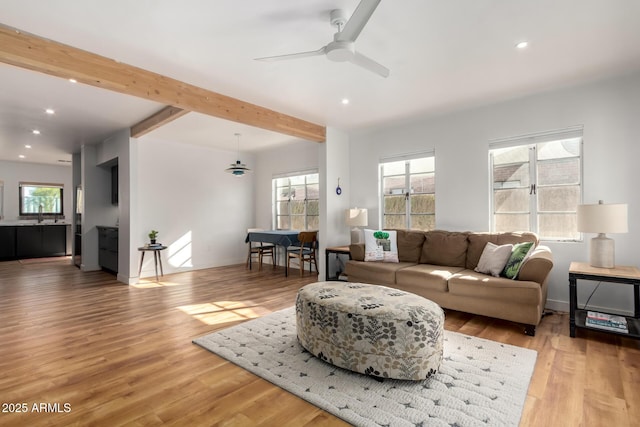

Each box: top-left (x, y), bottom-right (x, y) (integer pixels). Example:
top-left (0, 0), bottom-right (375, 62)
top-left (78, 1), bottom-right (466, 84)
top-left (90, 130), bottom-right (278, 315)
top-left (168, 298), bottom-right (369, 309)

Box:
top-left (345, 230), bottom-right (553, 336)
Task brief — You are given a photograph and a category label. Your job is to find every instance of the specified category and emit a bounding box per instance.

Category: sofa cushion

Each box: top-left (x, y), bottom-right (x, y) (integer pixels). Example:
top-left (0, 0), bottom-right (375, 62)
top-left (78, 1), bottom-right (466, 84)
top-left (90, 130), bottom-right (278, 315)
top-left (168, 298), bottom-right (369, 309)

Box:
top-left (364, 229), bottom-right (399, 262)
top-left (501, 241), bottom-right (535, 279)
top-left (395, 229), bottom-right (426, 263)
top-left (466, 232), bottom-right (538, 270)
top-left (448, 269), bottom-right (541, 305)
top-left (396, 264), bottom-right (465, 292)
top-left (474, 243), bottom-right (513, 277)
top-left (345, 261), bottom-right (416, 286)
top-left (420, 230), bottom-right (468, 267)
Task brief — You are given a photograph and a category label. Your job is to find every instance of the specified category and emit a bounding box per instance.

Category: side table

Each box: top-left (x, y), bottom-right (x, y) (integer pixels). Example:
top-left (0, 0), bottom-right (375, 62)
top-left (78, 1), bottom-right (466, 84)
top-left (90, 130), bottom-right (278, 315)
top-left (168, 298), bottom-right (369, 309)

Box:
top-left (325, 245), bottom-right (351, 281)
top-left (569, 261), bottom-right (640, 339)
top-left (138, 245), bottom-right (168, 281)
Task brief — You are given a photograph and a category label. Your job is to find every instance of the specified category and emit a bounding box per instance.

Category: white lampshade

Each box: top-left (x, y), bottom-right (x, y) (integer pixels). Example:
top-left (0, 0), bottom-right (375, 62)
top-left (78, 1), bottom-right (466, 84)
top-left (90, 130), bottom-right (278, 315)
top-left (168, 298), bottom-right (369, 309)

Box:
top-left (345, 208), bottom-right (368, 227)
top-left (577, 202), bottom-right (628, 233)
top-left (346, 208), bottom-right (368, 245)
top-left (577, 201), bottom-right (628, 268)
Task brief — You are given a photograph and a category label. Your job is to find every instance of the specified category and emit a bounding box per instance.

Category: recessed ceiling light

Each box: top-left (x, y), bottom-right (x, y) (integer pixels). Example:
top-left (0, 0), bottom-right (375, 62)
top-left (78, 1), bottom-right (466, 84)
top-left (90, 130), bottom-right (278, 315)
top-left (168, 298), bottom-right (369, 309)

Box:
top-left (341, 98), bottom-right (350, 105)
top-left (25, 145), bottom-right (32, 149)
top-left (516, 41), bottom-right (528, 49)
top-left (19, 155), bottom-right (25, 159)
top-left (45, 108), bottom-right (55, 114)
top-left (32, 129), bottom-right (41, 135)
top-left (69, 78), bottom-right (77, 83)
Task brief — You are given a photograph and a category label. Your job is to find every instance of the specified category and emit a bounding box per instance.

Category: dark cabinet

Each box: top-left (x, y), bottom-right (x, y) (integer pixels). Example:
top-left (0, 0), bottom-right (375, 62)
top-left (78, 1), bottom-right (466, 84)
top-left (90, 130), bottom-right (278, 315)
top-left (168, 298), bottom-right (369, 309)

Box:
top-left (98, 226), bottom-right (118, 273)
top-left (0, 227), bottom-right (17, 260)
top-left (111, 165), bottom-right (119, 205)
top-left (15, 225), bottom-right (67, 258)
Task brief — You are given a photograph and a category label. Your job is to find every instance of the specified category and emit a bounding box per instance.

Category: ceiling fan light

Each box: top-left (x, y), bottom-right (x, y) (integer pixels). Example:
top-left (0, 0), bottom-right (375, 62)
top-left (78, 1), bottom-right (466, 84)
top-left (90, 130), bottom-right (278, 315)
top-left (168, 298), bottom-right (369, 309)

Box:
top-left (326, 40), bottom-right (355, 62)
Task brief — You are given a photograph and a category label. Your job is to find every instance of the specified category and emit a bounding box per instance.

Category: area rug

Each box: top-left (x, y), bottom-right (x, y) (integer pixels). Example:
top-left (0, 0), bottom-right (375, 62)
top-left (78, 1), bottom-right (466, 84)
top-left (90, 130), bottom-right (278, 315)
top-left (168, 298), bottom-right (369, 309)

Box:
top-left (193, 307), bottom-right (537, 427)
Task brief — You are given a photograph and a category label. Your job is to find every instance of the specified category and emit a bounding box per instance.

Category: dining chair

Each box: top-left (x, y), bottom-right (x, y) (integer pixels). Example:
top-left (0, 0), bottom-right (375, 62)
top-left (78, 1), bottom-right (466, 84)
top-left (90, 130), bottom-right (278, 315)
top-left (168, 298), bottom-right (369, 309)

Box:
top-left (246, 228), bottom-right (275, 270)
top-left (287, 231), bottom-right (318, 277)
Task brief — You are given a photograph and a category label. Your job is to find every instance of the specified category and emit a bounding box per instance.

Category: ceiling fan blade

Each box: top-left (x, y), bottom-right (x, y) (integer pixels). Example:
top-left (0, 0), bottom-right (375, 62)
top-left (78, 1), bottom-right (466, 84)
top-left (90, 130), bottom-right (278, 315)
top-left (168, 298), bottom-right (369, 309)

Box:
top-left (336, 0), bottom-right (382, 43)
top-left (350, 51), bottom-right (390, 78)
top-left (254, 47), bottom-right (326, 62)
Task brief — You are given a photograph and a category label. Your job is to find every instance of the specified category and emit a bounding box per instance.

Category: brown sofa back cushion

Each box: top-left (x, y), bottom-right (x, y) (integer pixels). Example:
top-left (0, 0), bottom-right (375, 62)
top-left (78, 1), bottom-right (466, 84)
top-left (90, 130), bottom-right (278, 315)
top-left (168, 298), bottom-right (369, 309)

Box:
top-left (395, 229), bottom-right (426, 263)
top-left (466, 232), bottom-right (539, 270)
top-left (420, 230), bottom-right (469, 267)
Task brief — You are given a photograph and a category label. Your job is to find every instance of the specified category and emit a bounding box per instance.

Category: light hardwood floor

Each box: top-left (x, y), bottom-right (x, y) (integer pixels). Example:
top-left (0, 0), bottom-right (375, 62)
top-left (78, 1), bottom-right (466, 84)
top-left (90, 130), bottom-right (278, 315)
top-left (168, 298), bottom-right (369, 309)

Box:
top-left (0, 258), bottom-right (638, 426)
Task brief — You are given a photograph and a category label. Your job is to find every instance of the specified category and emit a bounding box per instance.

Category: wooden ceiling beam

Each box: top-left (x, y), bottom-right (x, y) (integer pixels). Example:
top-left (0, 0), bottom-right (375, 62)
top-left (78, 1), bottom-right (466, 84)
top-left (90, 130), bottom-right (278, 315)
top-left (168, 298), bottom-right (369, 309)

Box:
top-left (0, 24), bottom-right (326, 142)
top-left (130, 106), bottom-right (189, 138)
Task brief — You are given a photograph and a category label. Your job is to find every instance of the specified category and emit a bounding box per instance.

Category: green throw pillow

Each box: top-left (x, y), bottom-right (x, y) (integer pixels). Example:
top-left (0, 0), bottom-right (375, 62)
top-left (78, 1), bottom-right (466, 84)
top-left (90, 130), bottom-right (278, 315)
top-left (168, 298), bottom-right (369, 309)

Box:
top-left (501, 242), bottom-right (534, 279)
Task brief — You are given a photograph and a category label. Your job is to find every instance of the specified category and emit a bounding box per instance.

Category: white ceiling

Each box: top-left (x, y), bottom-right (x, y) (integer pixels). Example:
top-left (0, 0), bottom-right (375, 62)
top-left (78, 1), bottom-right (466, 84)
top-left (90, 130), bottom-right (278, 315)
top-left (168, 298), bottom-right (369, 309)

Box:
top-left (1, 0), bottom-right (640, 165)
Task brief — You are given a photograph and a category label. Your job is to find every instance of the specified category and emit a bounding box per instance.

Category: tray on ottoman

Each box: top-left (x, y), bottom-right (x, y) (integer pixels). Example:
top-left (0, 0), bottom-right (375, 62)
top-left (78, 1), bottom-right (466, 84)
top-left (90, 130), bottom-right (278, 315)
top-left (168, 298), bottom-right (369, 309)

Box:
top-left (296, 281), bottom-right (444, 380)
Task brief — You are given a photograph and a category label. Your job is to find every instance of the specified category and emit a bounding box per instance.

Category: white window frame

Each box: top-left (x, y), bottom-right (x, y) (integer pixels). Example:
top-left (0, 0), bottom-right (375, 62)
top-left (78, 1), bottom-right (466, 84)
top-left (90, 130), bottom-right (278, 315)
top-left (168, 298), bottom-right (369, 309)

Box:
top-left (379, 152), bottom-right (435, 231)
top-left (489, 126), bottom-right (583, 241)
top-left (272, 170), bottom-right (319, 230)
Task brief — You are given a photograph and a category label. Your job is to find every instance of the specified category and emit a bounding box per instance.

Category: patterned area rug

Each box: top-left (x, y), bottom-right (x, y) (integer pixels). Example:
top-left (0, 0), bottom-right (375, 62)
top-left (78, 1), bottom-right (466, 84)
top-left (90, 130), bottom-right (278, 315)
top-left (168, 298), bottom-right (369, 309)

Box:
top-left (193, 307), bottom-right (537, 427)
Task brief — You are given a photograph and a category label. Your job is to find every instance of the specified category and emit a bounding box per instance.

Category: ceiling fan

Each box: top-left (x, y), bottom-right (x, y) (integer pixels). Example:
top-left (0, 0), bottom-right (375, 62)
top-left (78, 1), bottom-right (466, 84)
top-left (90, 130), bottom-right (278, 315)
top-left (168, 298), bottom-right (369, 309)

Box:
top-left (255, 0), bottom-right (390, 78)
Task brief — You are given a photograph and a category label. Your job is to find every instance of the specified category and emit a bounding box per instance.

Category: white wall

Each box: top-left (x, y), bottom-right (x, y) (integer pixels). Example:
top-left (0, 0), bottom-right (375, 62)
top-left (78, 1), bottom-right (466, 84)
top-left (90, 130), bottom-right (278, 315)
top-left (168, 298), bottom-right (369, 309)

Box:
top-left (350, 71), bottom-right (640, 314)
top-left (319, 127), bottom-right (351, 280)
top-left (80, 144), bottom-right (112, 270)
top-left (0, 160), bottom-right (72, 221)
top-left (136, 137), bottom-right (254, 278)
top-left (253, 139), bottom-right (320, 230)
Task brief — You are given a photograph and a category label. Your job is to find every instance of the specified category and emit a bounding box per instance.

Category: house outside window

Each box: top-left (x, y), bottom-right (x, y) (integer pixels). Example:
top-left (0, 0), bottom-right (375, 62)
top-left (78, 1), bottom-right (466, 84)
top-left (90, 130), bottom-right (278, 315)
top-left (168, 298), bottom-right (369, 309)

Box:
top-left (490, 127), bottom-right (583, 240)
top-left (273, 172), bottom-right (319, 230)
top-left (380, 155), bottom-right (435, 230)
top-left (19, 183), bottom-right (64, 216)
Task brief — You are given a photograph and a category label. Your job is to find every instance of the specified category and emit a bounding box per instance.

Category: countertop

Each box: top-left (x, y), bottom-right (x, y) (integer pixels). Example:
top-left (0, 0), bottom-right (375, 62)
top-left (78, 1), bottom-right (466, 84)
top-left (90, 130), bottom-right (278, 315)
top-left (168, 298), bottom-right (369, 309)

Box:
top-left (0, 221), bottom-right (70, 226)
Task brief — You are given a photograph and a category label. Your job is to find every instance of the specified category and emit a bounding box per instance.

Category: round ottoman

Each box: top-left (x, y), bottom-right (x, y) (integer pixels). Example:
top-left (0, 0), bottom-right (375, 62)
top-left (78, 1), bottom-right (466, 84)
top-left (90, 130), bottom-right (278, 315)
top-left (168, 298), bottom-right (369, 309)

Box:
top-left (296, 281), bottom-right (444, 380)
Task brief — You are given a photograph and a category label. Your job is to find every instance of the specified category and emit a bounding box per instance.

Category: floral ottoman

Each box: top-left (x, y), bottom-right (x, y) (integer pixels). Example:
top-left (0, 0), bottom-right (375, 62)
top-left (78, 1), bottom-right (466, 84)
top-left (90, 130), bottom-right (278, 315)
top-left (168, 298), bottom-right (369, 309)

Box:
top-left (295, 281), bottom-right (444, 380)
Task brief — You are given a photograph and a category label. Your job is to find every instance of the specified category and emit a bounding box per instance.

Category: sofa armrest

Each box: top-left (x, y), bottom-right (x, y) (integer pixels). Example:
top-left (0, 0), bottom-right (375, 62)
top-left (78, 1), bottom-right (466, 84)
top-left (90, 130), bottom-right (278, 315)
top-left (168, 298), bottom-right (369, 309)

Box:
top-left (517, 245), bottom-right (553, 284)
top-left (350, 243), bottom-right (366, 261)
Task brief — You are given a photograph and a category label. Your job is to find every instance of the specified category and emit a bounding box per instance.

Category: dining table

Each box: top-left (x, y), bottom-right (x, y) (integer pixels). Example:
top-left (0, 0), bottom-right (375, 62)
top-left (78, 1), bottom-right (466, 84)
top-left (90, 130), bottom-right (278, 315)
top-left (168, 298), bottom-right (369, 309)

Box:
top-left (245, 230), bottom-right (306, 276)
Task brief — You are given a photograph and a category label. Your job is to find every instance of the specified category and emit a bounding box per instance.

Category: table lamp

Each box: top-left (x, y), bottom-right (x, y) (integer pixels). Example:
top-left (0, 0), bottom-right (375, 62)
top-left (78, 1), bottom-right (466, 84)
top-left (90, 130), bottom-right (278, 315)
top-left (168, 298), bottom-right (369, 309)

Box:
top-left (577, 200), bottom-right (628, 268)
top-left (345, 208), bottom-right (368, 245)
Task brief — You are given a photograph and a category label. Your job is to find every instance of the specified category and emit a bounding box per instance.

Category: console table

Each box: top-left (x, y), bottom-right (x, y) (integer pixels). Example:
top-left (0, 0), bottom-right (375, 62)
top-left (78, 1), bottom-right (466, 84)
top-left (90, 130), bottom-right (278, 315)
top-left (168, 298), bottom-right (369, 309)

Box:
top-left (325, 245), bottom-right (350, 281)
top-left (569, 261), bottom-right (640, 339)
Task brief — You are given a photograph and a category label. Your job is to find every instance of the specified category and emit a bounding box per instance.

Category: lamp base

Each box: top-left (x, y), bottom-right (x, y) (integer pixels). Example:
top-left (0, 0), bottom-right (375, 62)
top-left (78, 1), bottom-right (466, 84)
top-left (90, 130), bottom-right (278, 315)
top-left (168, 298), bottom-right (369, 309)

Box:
top-left (350, 227), bottom-right (364, 245)
top-left (590, 233), bottom-right (615, 268)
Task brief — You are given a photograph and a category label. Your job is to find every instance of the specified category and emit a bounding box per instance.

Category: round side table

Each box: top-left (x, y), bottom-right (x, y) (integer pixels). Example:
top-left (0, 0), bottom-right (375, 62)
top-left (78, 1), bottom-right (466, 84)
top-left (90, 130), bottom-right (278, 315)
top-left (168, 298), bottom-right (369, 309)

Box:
top-left (138, 245), bottom-right (167, 281)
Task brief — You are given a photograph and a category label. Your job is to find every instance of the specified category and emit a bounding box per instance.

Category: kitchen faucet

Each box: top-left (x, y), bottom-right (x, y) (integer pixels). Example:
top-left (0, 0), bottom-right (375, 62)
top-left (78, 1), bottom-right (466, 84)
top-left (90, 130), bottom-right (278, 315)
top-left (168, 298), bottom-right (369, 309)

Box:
top-left (38, 204), bottom-right (43, 223)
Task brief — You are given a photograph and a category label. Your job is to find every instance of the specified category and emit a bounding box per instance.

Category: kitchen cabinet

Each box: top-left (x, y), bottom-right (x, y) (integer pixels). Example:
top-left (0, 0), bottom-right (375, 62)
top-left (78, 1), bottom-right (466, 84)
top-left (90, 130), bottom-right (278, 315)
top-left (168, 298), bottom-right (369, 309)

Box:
top-left (98, 226), bottom-right (118, 273)
top-left (0, 226), bottom-right (17, 260)
top-left (15, 224), bottom-right (68, 258)
top-left (111, 165), bottom-right (118, 205)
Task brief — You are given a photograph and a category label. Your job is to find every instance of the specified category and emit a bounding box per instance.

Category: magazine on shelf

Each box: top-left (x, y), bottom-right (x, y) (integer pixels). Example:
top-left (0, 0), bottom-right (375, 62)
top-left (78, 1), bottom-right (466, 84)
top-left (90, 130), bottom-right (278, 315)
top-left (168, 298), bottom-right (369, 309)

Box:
top-left (586, 311), bottom-right (628, 332)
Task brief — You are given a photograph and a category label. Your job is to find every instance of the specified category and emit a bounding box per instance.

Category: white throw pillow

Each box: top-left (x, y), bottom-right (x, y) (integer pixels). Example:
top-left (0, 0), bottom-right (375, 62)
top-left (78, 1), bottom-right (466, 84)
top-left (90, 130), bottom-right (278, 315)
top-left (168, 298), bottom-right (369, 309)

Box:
top-left (364, 229), bottom-right (399, 263)
top-left (474, 242), bottom-right (513, 277)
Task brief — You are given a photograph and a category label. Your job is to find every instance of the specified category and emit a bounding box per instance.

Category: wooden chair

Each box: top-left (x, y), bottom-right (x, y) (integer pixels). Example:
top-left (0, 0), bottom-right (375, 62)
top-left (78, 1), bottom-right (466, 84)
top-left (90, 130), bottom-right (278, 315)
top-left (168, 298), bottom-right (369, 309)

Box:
top-left (246, 228), bottom-right (275, 271)
top-left (287, 231), bottom-right (318, 277)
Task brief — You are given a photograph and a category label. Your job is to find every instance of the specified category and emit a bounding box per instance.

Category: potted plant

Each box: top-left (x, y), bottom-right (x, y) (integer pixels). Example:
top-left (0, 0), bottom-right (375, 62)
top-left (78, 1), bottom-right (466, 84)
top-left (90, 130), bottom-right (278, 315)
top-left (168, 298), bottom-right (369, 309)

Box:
top-left (148, 230), bottom-right (159, 245)
top-left (373, 230), bottom-right (390, 251)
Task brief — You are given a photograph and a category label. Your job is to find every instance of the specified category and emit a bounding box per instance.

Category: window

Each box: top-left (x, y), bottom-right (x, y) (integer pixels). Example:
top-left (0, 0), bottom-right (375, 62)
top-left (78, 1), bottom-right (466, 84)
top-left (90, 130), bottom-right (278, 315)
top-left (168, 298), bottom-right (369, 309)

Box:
top-left (490, 127), bottom-right (583, 240)
top-left (273, 172), bottom-right (319, 230)
top-left (19, 183), bottom-right (64, 216)
top-left (380, 155), bottom-right (435, 230)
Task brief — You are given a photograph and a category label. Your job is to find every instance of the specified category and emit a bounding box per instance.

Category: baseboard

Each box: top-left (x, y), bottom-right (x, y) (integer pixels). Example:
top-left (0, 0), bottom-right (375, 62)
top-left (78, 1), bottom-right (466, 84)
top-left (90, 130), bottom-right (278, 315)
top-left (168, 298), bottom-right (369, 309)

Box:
top-left (545, 298), bottom-right (634, 317)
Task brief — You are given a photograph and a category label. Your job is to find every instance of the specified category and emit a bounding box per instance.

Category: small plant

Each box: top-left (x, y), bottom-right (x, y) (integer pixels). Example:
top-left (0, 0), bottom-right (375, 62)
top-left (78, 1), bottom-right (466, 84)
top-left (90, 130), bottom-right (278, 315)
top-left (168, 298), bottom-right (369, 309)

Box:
top-left (148, 230), bottom-right (159, 241)
top-left (374, 230), bottom-right (390, 251)
top-left (373, 231), bottom-right (389, 240)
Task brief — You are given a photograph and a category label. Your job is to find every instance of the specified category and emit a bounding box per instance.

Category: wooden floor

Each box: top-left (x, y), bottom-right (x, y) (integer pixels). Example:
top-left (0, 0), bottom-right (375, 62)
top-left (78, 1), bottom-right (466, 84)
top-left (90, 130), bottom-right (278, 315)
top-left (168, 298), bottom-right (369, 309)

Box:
top-left (0, 259), bottom-right (638, 427)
